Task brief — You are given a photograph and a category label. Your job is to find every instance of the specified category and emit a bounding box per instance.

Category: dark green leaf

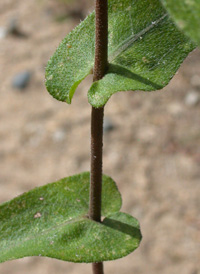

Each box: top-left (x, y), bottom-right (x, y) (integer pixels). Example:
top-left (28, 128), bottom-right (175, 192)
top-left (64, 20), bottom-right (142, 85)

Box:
top-left (160, 0), bottom-right (200, 45)
top-left (0, 172), bottom-right (141, 263)
top-left (45, 0), bottom-right (195, 107)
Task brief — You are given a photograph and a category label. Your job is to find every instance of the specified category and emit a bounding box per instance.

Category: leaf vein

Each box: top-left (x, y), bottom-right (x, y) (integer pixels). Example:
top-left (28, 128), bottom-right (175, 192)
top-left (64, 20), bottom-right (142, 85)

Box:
top-left (108, 13), bottom-right (168, 62)
top-left (1, 216), bottom-right (87, 253)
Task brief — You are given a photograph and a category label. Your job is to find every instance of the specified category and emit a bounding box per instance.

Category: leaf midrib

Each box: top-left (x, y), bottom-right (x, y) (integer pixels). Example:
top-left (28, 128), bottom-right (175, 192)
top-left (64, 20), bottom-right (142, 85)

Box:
top-left (108, 13), bottom-right (168, 63)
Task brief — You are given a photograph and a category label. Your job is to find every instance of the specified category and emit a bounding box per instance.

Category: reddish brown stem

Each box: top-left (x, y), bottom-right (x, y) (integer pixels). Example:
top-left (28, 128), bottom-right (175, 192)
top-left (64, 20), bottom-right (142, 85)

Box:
top-left (89, 0), bottom-right (108, 274)
top-left (90, 106), bottom-right (104, 222)
top-left (92, 262), bottom-right (104, 274)
top-left (93, 0), bottom-right (108, 82)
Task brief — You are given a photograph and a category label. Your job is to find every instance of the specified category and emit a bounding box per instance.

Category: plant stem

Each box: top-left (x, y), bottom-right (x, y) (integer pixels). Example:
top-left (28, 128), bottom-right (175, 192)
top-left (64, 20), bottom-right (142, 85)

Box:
top-left (89, 0), bottom-right (108, 223)
top-left (89, 0), bottom-right (108, 274)
top-left (92, 262), bottom-right (104, 274)
top-left (90, 106), bottom-right (104, 223)
top-left (93, 0), bottom-right (108, 83)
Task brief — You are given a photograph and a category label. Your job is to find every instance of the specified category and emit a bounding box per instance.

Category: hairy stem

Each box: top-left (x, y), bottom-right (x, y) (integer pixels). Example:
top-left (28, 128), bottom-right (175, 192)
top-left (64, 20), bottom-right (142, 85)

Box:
top-left (89, 0), bottom-right (108, 273)
top-left (93, 0), bottom-right (108, 82)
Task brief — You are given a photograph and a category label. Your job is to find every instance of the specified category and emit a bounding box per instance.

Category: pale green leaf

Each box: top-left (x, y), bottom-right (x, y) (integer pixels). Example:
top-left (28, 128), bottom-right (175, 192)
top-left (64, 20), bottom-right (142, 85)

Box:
top-left (0, 172), bottom-right (141, 263)
top-left (45, 0), bottom-right (195, 107)
top-left (160, 0), bottom-right (200, 45)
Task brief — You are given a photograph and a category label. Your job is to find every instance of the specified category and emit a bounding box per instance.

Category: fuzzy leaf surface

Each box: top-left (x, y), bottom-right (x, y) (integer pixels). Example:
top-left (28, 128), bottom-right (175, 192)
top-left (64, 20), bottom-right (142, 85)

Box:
top-left (0, 172), bottom-right (141, 263)
top-left (45, 0), bottom-right (195, 107)
top-left (160, 0), bottom-right (200, 45)
top-left (45, 12), bottom-right (95, 104)
top-left (88, 0), bottom-right (196, 107)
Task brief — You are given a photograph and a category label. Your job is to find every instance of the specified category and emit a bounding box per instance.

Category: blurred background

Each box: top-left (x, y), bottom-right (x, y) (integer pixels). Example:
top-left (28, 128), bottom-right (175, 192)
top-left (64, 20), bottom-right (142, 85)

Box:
top-left (0, 0), bottom-right (199, 273)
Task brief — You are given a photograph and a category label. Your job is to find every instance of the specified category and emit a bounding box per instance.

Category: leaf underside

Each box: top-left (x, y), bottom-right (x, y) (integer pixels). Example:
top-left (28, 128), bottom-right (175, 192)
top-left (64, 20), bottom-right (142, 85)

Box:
top-left (160, 0), bottom-right (200, 45)
top-left (45, 0), bottom-right (196, 108)
top-left (0, 172), bottom-right (142, 263)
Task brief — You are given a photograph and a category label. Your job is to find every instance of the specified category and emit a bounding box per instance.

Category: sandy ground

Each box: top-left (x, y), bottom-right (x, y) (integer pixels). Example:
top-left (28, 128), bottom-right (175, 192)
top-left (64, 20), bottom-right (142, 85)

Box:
top-left (0, 1), bottom-right (200, 274)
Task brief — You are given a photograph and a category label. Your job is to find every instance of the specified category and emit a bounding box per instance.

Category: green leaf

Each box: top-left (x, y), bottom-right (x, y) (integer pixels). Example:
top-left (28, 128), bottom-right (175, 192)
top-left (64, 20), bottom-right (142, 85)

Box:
top-left (160, 0), bottom-right (200, 45)
top-left (88, 0), bottom-right (196, 107)
top-left (0, 172), bottom-right (142, 263)
top-left (45, 0), bottom-right (195, 108)
top-left (45, 12), bottom-right (95, 104)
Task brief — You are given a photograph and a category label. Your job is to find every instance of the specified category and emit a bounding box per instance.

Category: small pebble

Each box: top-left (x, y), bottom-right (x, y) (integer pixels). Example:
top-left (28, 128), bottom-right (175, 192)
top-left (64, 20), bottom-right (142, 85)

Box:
top-left (52, 129), bottom-right (66, 142)
top-left (103, 117), bottom-right (114, 133)
top-left (7, 18), bottom-right (18, 34)
top-left (184, 91), bottom-right (200, 106)
top-left (6, 18), bottom-right (27, 38)
top-left (12, 71), bottom-right (31, 90)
